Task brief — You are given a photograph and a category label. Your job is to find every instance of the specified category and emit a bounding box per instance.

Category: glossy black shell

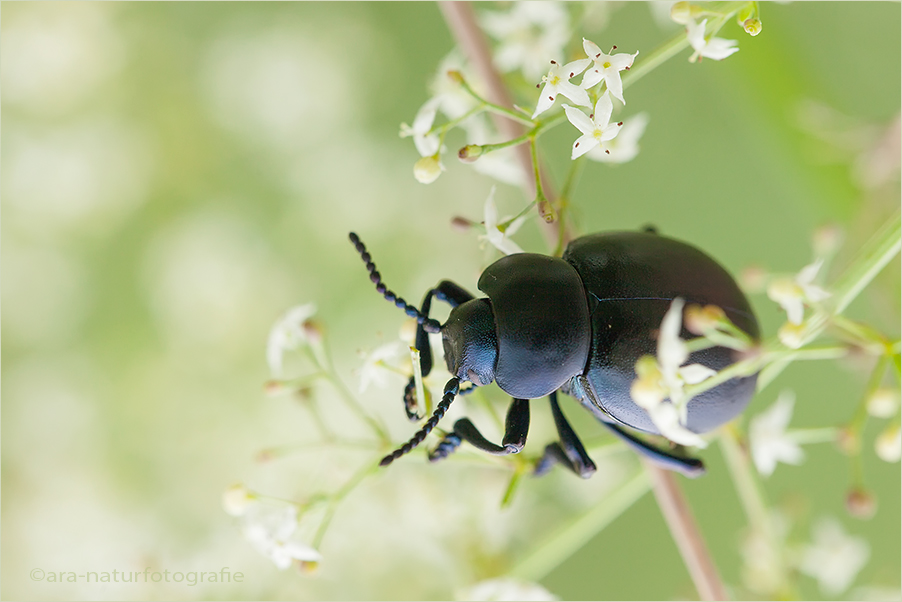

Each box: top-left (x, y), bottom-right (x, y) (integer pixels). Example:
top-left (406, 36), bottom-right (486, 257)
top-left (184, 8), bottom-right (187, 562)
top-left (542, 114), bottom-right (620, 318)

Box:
top-left (559, 231), bottom-right (759, 435)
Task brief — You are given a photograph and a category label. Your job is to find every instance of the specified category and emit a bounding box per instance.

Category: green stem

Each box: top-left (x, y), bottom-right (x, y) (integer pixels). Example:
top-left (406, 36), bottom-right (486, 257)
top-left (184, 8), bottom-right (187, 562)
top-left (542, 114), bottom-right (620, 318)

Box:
top-left (312, 460), bottom-right (381, 549)
top-left (830, 209), bottom-right (901, 315)
top-left (529, 135), bottom-right (555, 222)
top-left (455, 73), bottom-right (536, 126)
top-left (508, 469), bottom-right (651, 581)
top-left (553, 155), bottom-right (586, 256)
top-left (787, 426), bottom-right (838, 445)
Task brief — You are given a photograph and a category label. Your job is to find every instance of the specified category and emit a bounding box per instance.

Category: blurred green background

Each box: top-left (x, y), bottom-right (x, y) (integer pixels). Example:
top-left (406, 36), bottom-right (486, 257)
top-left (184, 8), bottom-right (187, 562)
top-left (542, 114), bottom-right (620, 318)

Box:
top-left (2, 2), bottom-right (899, 600)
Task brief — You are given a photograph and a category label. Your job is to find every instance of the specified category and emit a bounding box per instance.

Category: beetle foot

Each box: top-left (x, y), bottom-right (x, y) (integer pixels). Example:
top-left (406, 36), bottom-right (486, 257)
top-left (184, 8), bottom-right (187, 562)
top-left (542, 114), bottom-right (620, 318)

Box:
top-left (428, 433), bottom-right (462, 462)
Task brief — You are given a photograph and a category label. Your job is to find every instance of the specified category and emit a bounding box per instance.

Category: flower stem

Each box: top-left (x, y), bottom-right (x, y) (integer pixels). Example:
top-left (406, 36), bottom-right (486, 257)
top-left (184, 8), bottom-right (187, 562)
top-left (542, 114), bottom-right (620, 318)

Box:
top-left (312, 459), bottom-right (381, 549)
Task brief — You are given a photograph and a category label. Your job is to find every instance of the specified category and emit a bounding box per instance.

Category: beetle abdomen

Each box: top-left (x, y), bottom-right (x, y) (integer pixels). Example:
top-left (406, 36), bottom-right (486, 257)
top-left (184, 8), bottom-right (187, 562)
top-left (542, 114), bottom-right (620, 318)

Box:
top-left (563, 232), bottom-right (759, 434)
top-left (478, 254), bottom-right (591, 399)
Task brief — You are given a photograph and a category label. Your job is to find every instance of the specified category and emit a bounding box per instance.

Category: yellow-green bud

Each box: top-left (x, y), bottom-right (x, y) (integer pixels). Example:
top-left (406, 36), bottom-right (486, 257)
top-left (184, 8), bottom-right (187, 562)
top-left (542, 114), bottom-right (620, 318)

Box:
top-left (414, 154), bottom-right (443, 184)
top-left (743, 18), bottom-right (762, 36)
top-left (222, 483), bottom-right (254, 516)
top-left (875, 424), bottom-right (901, 462)
top-left (670, 1), bottom-right (693, 24)
top-left (777, 322), bottom-right (806, 349)
top-left (446, 70), bottom-right (465, 84)
top-left (458, 144), bottom-right (483, 163)
top-left (867, 387), bottom-right (899, 418)
top-left (685, 304), bottom-right (727, 335)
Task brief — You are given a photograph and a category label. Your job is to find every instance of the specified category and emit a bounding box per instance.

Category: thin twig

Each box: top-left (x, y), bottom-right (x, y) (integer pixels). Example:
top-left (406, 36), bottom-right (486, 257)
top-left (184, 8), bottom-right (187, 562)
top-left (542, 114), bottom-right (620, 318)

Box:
top-left (437, 1), bottom-right (571, 247)
top-left (645, 461), bottom-right (729, 601)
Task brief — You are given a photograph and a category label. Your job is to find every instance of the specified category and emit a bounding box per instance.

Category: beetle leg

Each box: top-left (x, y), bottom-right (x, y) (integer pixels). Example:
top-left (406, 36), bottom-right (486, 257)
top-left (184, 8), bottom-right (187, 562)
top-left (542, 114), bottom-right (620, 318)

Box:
top-left (601, 422), bottom-right (706, 478)
top-left (429, 398), bottom-right (530, 462)
top-left (534, 392), bottom-right (597, 479)
top-left (404, 280), bottom-right (474, 421)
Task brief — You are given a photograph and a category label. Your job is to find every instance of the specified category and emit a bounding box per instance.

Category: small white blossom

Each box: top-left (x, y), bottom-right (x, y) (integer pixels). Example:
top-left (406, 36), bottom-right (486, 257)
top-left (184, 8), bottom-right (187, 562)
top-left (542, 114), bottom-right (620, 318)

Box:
top-left (480, 1), bottom-right (570, 81)
top-left (458, 578), bottom-right (558, 601)
top-left (241, 504), bottom-right (321, 570)
top-left (749, 391), bottom-right (805, 476)
top-left (480, 187), bottom-right (526, 255)
top-left (563, 92), bottom-right (622, 160)
top-left (266, 303), bottom-right (317, 378)
top-left (222, 483), bottom-right (254, 517)
top-left (358, 340), bottom-right (407, 394)
top-left (400, 97), bottom-right (442, 158)
top-left (767, 259), bottom-right (831, 325)
top-left (630, 298), bottom-right (715, 447)
top-left (532, 59), bottom-right (591, 119)
top-left (799, 517), bottom-right (870, 596)
top-left (686, 19), bottom-right (739, 62)
top-left (587, 112), bottom-right (648, 164)
top-left (580, 39), bottom-right (638, 104)
top-left (866, 387), bottom-right (899, 418)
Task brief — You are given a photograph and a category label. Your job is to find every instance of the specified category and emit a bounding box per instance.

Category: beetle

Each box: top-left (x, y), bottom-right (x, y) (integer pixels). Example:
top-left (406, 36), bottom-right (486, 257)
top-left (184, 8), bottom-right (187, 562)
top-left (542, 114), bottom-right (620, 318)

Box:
top-left (349, 228), bottom-right (759, 477)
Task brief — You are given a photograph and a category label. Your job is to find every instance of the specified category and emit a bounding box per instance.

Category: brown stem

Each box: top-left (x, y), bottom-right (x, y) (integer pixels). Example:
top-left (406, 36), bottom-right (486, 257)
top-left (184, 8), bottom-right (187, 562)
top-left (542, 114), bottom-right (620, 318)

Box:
top-left (437, 1), bottom-right (571, 247)
top-left (645, 461), bottom-right (729, 601)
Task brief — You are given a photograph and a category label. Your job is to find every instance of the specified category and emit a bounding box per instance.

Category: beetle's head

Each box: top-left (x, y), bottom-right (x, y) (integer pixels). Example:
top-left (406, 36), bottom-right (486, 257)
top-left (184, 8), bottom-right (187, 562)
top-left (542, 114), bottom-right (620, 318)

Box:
top-left (441, 298), bottom-right (497, 387)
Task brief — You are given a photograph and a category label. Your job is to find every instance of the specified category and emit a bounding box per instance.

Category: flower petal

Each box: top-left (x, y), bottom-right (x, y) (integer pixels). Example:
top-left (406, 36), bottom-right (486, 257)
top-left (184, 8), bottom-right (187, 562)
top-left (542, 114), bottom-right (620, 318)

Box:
top-left (532, 83), bottom-right (557, 118)
top-left (563, 104), bottom-right (596, 135)
top-left (571, 133), bottom-right (599, 160)
top-left (594, 92), bottom-right (614, 127)
top-left (557, 80), bottom-right (591, 107)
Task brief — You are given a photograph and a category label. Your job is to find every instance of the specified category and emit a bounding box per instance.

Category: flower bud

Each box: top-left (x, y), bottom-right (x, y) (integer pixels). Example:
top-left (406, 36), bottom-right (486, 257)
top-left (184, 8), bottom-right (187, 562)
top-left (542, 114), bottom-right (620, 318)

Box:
top-left (836, 426), bottom-right (860, 455)
top-left (845, 488), bottom-right (877, 519)
top-left (685, 304), bottom-right (726, 335)
top-left (451, 216), bottom-right (475, 232)
top-left (458, 144), bottom-right (484, 163)
top-left (670, 1), bottom-right (692, 24)
top-left (222, 483), bottom-right (254, 516)
top-left (302, 319), bottom-right (323, 345)
top-left (742, 18), bottom-right (762, 36)
top-left (414, 155), bottom-right (443, 184)
top-left (866, 387), bottom-right (899, 418)
top-left (777, 322), bottom-right (806, 349)
top-left (264, 379), bottom-right (287, 396)
top-left (446, 70), bottom-right (465, 84)
top-left (740, 265), bottom-right (768, 293)
top-left (875, 424), bottom-right (901, 462)
top-left (813, 224), bottom-right (844, 257)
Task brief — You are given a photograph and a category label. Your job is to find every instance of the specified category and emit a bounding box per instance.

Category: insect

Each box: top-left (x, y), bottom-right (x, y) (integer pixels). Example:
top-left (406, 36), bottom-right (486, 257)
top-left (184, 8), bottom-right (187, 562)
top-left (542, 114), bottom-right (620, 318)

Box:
top-left (349, 229), bottom-right (759, 477)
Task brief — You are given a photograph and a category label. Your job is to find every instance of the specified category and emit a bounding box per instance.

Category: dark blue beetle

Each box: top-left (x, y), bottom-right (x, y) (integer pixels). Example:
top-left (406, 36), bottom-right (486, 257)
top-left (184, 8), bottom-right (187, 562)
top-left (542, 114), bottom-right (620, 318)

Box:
top-left (349, 229), bottom-right (759, 477)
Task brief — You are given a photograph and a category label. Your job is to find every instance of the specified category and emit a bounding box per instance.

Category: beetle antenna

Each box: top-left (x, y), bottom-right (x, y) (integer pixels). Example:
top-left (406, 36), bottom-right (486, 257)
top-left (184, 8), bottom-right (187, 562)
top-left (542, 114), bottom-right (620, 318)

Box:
top-left (380, 377), bottom-right (460, 466)
top-left (349, 232), bottom-right (442, 334)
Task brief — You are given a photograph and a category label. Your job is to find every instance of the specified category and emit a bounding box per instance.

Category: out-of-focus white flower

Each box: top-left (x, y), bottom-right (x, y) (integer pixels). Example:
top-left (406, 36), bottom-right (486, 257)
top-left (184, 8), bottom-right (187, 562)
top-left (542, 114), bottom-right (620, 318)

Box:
top-left (358, 340), bottom-right (407, 394)
top-left (480, 187), bottom-right (526, 256)
top-left (875, 423), bottom-right (901, 462)
top-left (532, 59), bottom-right (591, 119)
top-left (740, 511), bottom-right (790, 595)
top-left (563, 92), bottom-right (622, 160)
top-left (400, 97), bottom-right (442, 158)
top-left (222, 483), bottom-right (254, 517)
top-left (587, 112), bottom-right (649, 164)
top-left (429, 52), bottom-right (479, 120)
top-left (266, 303), bottom-right (317, 378)
top-left (579, 39), bottom-right (638, 104)
top-left (458, 578), bottom-right (558, 601)
top-left (630, 298), bottom-right (714, 447)
top-left (767, 259), bottom-right (831, 325)
top-left (749, 391), bottom-right (805, 476)
top-left (799, 517), bottom-right (870, 596)
top-left (480, 1), bottom-right (570, 81)
top-left (686, 19), bottom-right (739, 62)
top-left (241, 504), bottom-right (321, 570)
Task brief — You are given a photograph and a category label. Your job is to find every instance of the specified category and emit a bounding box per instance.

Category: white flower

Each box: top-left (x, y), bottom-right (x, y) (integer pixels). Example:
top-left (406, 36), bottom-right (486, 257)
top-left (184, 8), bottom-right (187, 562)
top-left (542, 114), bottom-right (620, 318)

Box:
top-left (686, 19), bottom-right (739, 62)
top-left (358, 340), bottom-right (407, 394)
top-left (266, 303), bottom-right (317, 378)
top-left (767, 259), bottom-right (832, 325)
top-left (429, 52), bottom-right (478, 120)
top-left (748, 391), bottom-right (805, 476)
top-left (532, 59), bottom-right (591, 119)
top-left (480, 1), bottom-right (570, 81)
top-left (799, 517), bottom-right (870, 596)
top-left (458, 578), bottom-right (558, 601)
top-left (580, 39), bottom-right (638, 104)
top-left (587, 112), bottom-right (649, 164)
top-left (400, 97), bottom-right (441, 158)
top-left (222, 483), bottom-right (254, 517)
top-left (630, 298), bottom-right (715, 447)
top-left (563, 92), bottom-right (622, 160)
top-left (479, 187), bottom-right (526, 255)
top-left (241, 503), bottom-right (322, 570)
